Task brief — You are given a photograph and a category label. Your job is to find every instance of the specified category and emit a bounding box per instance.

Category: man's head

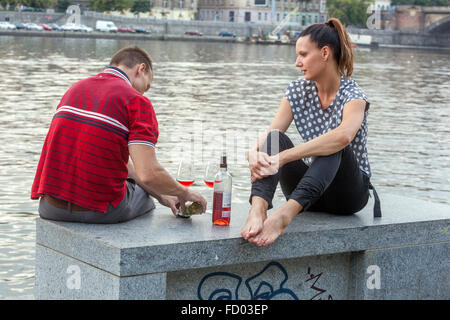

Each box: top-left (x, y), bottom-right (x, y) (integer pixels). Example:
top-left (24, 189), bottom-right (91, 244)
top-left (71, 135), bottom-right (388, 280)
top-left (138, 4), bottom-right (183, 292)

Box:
top-left (109, 46), bottom-right (153, 94)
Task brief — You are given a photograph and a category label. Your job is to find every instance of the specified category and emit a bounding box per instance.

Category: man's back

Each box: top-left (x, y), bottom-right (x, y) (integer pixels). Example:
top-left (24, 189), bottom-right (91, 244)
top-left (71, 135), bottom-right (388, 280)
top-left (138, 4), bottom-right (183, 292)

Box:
top-left (31, 68), bottom-right (158, 212)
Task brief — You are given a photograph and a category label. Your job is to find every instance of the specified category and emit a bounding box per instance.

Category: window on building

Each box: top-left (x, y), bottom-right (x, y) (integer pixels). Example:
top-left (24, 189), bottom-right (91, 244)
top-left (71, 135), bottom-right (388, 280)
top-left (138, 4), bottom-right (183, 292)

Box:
top-left (163, 0), bottom-right (168, 8)
top-left (258, 12), bottom-right (261, 20)
top-left (264, 12), bottom-right (267, 21)
top-left (245, 11), bottom-right (251, 21)
top-left (179, 0), bottom-right (184, 8)
top-left (277, 13), bottom-right (279, 22)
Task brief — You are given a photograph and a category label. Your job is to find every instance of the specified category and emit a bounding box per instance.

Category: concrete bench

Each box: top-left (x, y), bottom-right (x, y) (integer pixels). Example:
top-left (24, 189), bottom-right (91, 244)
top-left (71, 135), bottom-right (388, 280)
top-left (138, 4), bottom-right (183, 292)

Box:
top-left (35, 193), bottom-right (450, 300)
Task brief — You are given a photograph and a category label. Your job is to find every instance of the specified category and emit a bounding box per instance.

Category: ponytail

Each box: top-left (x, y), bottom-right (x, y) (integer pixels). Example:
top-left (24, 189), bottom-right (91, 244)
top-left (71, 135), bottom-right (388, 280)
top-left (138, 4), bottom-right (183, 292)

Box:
top-left (299, 17), bottom-right (354, 77)
top-left (326, 18), bottom-right (354, 77)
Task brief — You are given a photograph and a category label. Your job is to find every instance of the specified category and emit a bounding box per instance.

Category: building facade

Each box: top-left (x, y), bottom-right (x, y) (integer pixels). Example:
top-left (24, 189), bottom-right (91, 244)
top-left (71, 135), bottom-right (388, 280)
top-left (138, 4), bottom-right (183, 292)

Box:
top-left (197, 0), bottom-right (326, 25)
top-left (151, 0), bottom-right (198, 20)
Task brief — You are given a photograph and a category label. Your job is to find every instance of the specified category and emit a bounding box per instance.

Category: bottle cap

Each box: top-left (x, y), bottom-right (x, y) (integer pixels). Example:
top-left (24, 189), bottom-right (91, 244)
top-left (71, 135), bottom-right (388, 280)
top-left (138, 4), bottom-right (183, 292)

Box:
top-left (220, 152), bottom-right (227, 168)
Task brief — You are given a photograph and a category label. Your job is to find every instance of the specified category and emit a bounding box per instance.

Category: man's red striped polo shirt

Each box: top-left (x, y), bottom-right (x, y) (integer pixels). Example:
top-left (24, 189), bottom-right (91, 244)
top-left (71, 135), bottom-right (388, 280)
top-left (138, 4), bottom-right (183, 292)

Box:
top-left (31, 67), bottom-right (159, 212)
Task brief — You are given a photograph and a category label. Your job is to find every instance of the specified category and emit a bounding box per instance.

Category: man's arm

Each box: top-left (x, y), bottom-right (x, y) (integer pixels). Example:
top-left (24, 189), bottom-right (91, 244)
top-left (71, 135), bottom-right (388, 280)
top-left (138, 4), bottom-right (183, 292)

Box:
top-left (128, 144), bottom-right (207, 212)
top-left (127, 159), bottom-right (162, 203)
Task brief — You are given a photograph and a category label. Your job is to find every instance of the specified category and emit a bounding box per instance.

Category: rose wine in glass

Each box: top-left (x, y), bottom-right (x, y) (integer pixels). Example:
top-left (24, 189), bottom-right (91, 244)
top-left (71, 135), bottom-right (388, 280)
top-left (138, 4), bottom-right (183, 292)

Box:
top-left (177, 160), bottom-right (194, 187)
top-left (204, 161), bottom-right (218, 189)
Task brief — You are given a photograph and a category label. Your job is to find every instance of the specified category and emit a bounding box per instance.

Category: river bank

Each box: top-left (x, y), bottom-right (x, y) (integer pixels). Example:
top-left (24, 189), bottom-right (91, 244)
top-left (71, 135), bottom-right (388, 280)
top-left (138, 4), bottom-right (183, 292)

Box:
top-left (1, 29), bottom-right (450, 51)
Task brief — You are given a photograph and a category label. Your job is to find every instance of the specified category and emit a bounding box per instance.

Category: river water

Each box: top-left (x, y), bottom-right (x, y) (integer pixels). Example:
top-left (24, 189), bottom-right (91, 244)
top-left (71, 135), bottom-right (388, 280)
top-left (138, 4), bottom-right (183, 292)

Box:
top-left (0, 36), bottom-right (449, 299)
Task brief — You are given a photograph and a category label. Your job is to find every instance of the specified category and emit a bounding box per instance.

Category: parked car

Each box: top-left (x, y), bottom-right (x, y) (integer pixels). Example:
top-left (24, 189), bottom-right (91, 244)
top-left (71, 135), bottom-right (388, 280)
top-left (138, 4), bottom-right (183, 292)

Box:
top-left (79, 24), bottom-right (93, 33)
top-left (41, 24), bottom-right (52, 31)
top-left (60, 23), bottom-right (76, 31)
top-left (118, 27), bottom-right (135, 33)
top-left (96, 20), bottom-right (118, 33)
top-left (48, 23), bottom-right (61, 31)
top-left (24, 23), bottom-right (43, 31)
top-left (0, 22), bottom-right (16, 30)
top-left (15, 23), bottom-right (27, 30)
top-left (20, 6), bottom-right (44, 12)
top-left (218, 31), bottom-right (236, 37)
top-left (133, 27), bottom-right (150, 34)
top-left (185, 30), bottom-right (202, 36)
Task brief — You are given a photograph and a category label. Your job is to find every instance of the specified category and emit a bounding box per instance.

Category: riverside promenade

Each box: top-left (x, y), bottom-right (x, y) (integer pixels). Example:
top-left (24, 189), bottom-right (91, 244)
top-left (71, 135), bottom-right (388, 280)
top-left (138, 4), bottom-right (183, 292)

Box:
top-left (0, 29), bottom-right (237, 43)
top-left (1, 11), bottom-right (449, 49)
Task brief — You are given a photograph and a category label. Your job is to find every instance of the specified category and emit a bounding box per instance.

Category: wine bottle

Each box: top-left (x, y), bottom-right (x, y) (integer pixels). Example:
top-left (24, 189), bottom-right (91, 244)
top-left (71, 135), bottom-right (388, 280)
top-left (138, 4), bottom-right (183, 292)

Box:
top-left (212, 152), bottom-right (232, 226)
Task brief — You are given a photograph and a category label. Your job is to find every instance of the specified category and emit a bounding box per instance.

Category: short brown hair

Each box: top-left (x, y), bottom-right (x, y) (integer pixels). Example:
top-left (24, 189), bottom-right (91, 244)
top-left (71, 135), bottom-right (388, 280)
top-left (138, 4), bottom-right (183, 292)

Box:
top-left (109, 45), bottom-right (153, 73)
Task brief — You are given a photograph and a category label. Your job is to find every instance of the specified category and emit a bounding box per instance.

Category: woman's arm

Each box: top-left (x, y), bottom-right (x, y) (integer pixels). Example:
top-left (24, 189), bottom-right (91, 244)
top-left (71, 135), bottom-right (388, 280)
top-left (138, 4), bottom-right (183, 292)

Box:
top-left (279, 99), bottom-right (366, 167)
top-left (248, 98), bottom-right (293, 181)
top-left (250, 97), bottom-right (294, 153)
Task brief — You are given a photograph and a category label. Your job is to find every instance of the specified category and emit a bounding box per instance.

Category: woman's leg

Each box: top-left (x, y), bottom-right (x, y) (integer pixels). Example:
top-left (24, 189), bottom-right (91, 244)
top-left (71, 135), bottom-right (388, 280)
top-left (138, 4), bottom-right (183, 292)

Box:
top-left (252, 145), bottom-right (370, 246)
top-left (290, 145), bottom-right (369, 215)
top-left (242, 130), bottom-right (307, 240)
top-left (307, 147), bottom-right (370, 215)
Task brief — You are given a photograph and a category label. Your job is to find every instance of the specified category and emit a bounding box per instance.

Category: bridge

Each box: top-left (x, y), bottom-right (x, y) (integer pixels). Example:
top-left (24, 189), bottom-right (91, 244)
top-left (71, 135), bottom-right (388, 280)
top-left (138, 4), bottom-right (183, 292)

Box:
top-left (395, 5), bottom-right (450, 34)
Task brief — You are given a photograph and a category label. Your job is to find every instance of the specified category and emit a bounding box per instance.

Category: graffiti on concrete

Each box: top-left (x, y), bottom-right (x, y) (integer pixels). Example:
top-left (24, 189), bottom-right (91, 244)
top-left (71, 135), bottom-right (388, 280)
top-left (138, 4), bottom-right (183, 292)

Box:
top-left (197, 261), bottom-right (332, 300)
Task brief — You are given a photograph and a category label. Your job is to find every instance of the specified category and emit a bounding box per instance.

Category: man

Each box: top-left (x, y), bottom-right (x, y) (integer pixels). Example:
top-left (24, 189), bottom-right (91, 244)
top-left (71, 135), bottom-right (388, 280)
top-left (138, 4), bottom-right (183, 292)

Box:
top-left (31, 45), bottom-right (206, 223)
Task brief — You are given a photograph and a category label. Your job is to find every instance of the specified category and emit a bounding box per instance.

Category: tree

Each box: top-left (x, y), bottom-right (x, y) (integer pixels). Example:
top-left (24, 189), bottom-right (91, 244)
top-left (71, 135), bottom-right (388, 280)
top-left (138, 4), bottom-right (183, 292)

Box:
top-left (19, 0), bottom-right (56, 8)
top-left (326, 0), bottom-right (375, 27)
top-left (57, 0), bottom-right (71, 11)
top-left (391, 0), bottom-right (449, 5)
top-left (89, 0), bottom-right (134, 12)
top-left (131, 0), bottom-right (151, 13)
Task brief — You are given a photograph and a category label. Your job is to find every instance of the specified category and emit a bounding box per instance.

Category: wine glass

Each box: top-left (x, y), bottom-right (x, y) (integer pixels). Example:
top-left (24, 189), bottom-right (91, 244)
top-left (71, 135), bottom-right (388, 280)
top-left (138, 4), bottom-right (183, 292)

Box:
top-left (204, 161), bottom-right (218, 214)
top-left (177, 160), bottom-right (194, 187)
top-left (176, 160), bottom-right (195, 218)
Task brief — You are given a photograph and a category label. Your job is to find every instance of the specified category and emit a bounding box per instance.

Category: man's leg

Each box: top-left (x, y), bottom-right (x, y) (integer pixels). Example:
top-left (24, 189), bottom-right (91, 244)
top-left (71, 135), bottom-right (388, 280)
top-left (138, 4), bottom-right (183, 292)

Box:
top-left (38, 179), bottom-right (155, 224)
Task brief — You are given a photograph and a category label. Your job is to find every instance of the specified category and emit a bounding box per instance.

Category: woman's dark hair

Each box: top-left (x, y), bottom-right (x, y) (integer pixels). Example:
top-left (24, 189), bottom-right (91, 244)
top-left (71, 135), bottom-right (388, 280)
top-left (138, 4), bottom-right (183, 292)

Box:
top-left (299, 18), bottom-right (354, 77)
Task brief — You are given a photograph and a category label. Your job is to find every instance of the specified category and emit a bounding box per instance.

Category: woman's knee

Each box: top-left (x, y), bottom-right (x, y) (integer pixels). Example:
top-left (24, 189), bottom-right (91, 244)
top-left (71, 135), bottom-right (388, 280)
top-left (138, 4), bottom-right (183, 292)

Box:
top-left (262, 130), bottom-right (293, 155)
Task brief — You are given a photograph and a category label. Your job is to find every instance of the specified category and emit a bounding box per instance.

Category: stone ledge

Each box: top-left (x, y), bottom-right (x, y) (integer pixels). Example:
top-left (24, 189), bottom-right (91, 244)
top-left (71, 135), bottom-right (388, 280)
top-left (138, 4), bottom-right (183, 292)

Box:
top-left (36, 193), bottom-right (450, 277)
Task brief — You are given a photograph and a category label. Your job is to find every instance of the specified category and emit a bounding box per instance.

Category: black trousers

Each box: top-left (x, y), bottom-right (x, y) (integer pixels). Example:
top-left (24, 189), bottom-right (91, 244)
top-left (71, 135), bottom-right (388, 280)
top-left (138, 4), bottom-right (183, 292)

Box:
top-left (250, 130), bottom-right (381, 216)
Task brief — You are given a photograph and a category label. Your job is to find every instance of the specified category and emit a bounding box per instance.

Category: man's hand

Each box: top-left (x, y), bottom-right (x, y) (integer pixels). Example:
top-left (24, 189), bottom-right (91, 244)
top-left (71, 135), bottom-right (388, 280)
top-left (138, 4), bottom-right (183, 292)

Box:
top-left (158, 194), bottom-right (179, 216)
top-left (248, 150), bottom-right (280, 183)
top-left (178, 189), bottom-right (207, 214)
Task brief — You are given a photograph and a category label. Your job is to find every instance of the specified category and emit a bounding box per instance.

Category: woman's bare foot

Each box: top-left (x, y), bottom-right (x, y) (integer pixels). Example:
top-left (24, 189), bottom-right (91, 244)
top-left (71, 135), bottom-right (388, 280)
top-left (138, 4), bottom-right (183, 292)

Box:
top-left (252, 200), bottom-right (303, 246)
top-left (251, 214), bottom-right (287, 246)
top-left (241, 197), bottom-right (268, 240)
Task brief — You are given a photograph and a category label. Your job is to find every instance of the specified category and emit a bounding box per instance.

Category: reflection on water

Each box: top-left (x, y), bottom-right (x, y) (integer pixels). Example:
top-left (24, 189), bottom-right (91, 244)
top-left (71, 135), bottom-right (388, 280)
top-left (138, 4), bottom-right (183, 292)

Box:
top-left (0, 36), bottom-right (449, 299)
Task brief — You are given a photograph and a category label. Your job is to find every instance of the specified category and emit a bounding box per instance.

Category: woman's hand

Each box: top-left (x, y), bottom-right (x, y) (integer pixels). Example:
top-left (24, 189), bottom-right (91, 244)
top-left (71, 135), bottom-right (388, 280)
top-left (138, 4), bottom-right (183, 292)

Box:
top-left (248, 150), bottom-right (281, 183)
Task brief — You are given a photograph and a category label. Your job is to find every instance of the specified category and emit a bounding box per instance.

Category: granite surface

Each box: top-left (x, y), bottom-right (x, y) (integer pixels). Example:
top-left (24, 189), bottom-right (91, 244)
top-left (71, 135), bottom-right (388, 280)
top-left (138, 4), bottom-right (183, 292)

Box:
top-left (36, 193), bottom-right (450, 277)
top-left (35, 244), bottom-right (167, 300)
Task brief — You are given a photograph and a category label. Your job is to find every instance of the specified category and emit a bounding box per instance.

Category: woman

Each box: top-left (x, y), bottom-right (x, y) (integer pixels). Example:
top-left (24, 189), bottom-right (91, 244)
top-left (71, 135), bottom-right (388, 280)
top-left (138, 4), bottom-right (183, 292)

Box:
top-left (241, 18), bottom-right (381, 247)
